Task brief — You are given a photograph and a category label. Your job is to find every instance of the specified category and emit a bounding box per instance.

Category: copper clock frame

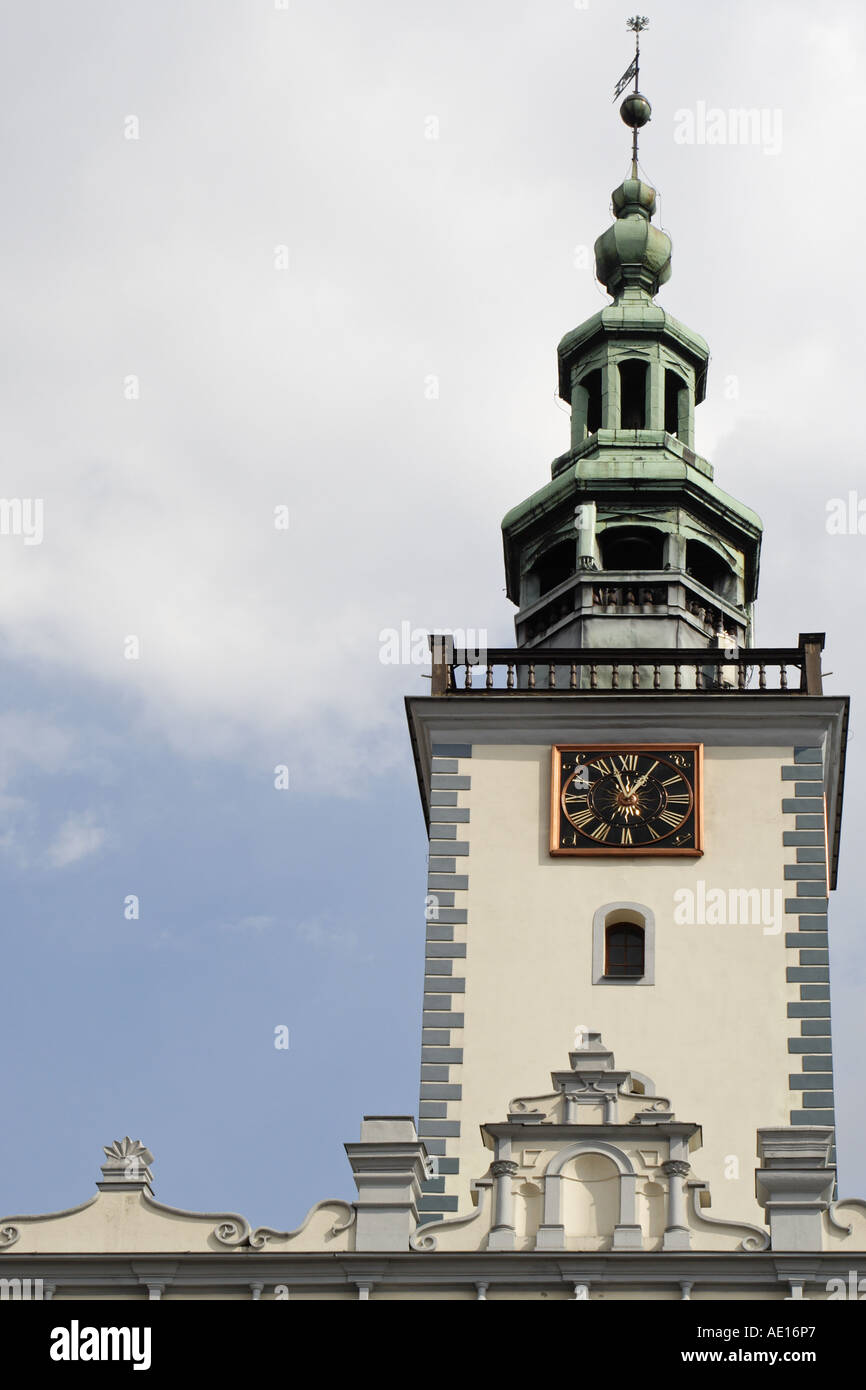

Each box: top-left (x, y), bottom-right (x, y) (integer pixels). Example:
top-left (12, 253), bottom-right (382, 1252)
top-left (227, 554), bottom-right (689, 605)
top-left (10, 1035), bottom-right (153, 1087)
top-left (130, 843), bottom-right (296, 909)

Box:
top-left (549, 742), bottom-right (704, 857)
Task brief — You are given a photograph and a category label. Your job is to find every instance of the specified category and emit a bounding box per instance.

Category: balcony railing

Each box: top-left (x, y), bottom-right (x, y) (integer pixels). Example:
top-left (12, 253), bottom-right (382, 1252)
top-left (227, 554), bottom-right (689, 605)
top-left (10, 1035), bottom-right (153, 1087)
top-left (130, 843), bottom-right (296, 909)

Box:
top-left (428, 634), bottom-right (825, 696)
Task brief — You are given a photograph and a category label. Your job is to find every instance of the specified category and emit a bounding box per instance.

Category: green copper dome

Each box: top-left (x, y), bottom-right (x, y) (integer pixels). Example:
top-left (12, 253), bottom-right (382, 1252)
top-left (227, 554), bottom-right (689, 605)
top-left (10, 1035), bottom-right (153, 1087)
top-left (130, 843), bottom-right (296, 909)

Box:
top-left (594, 177), bottom-right (672, 301)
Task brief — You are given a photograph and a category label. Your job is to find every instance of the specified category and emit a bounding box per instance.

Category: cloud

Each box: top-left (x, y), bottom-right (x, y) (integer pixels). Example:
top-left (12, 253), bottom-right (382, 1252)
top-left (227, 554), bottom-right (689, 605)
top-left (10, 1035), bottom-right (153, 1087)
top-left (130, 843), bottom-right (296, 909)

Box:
top-left (46, 812), bottom-right (106, 869)
top-left (219, 915), bottom-right (275, 933)
top-left (291, 919), bottom-right (365, 956)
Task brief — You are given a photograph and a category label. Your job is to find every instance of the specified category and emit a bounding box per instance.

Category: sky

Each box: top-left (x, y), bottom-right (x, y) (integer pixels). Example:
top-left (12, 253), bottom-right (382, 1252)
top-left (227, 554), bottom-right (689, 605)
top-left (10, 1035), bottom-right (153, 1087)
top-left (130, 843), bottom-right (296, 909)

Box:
top-left (0, 0), bottom-right (864, 1231)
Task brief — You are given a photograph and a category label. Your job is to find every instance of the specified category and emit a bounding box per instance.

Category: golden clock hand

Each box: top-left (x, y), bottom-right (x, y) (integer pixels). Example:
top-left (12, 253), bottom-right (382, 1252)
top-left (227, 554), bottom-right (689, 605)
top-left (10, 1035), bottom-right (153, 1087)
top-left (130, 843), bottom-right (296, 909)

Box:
top-left (629, 760), bottom-right (659, 795)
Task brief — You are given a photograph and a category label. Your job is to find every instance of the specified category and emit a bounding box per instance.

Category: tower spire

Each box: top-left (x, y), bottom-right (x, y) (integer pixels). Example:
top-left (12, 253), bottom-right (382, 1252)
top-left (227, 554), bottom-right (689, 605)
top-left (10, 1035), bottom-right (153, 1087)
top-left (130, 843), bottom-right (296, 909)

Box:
top-left (596, 18), bottom-right (668, 303)
top-left (614, 16), bottom-right (651, 178)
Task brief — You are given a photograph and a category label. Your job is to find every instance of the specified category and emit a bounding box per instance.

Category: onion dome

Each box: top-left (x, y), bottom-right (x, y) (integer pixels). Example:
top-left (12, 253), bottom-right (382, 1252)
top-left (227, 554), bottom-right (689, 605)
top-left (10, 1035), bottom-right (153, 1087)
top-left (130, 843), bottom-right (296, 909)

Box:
top-left (593, 173), bottom-right (672, 301)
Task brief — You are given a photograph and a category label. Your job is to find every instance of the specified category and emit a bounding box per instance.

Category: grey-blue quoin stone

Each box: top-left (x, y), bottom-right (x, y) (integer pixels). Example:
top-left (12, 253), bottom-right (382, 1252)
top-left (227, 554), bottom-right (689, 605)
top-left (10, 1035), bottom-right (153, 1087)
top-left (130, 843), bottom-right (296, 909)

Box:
top-left (428, 858), bottom-right (457, 874)
top-left (795, 848), bottom-right (826, 863)
top-left (427, 892), bottom-right (455, 907)
top-left (419, 1102), bottom-right (447, 1119)
top-left (421, 1138), bottom-right (447, 1154)
top-left (418, 1175), bottom-right (446, 1192)
top-left (430, 823), bottom-right (457, 840)
top-left (417, 1121), bottom-right (461, 1138)
top-left (784, 864), bottom-right (826, 879)
top-left (789, 1074), bottom-right (833, 1089)
top-left (793, 747), bottom-right (823, 763)
top-left (421, 1065), bottom-right (450, 1081)
top-left (422, 1047), bottom-right (463, 1063)
top-left (781, 766), bottom-right (822, 780)
top-left (423, 995), bottom-right (453, 1011)
top-left (787, 1001), bottom-right (831, 1017)
top-left (430, 807), bottom-right (470, 822)
top-left (782, 798), bottom-right (824, 814)
top-left (418, 1196), bottom-right (459, 1212)
top-left (788, 1038), bottom-right (832, 1053)
top-left (432, 743), bottom-right (472, 758)
top-left (795, 815), bottom-right (825, 829)
top-left (783, 832), bottom-right (825, 846)
top-left (425, 976), bottom-right (465, 993)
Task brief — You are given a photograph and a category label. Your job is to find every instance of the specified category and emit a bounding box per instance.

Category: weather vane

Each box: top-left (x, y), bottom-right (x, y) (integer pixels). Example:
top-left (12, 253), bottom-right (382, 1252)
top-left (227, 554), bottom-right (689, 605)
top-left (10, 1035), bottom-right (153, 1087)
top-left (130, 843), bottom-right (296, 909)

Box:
top-left (614, 16), bottom-right (652, 177)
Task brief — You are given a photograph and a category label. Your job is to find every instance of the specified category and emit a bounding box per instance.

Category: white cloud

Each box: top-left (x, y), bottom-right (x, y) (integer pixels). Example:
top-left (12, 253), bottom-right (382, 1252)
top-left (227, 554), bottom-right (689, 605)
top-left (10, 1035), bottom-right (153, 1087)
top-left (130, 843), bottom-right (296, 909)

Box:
top-left (219, 915), bottom-right (275, 933)
top-left (46, 813), bottom-right (106, 869)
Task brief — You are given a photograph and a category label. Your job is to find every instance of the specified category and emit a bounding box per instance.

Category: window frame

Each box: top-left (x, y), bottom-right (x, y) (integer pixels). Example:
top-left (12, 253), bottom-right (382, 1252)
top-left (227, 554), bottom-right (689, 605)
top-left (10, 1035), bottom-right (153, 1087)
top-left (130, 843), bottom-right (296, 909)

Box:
top-left (591, 902), bottom-right (655, 986)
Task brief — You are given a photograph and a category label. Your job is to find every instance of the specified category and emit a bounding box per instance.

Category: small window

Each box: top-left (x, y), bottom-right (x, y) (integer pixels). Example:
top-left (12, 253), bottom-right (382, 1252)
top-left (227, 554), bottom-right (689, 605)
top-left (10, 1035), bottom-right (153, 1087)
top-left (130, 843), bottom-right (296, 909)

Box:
top-left (619, 360), bottom-right (647, 430)
top-left (592, 902), bottom-right (654, 985)
top-left (605, 924), bottom-right (645, 978)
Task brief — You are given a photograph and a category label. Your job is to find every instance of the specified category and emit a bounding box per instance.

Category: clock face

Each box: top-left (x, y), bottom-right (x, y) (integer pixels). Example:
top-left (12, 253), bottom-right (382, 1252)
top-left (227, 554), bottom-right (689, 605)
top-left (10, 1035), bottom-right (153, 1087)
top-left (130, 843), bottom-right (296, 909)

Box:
top-left (550, 744), bottom-right (703, 856)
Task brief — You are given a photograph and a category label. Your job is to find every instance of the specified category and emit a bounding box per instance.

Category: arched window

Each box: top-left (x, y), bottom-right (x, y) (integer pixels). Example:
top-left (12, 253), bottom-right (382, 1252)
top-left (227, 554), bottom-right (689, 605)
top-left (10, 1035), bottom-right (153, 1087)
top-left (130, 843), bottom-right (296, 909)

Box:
top-left (599, 526), bottom-right (664, 572)
top-left (664, 369), bottom-right (689, 437)
top-left (535, 540), bottom-right (575, 597)
top-left (604, 924), bottom-right (645, 978)
top-left (580, 369), bottom-right (602, 435)
top-left (685, 539), bottom-right (735, 599)
top-left (592, 902), bottom-right (655, 985)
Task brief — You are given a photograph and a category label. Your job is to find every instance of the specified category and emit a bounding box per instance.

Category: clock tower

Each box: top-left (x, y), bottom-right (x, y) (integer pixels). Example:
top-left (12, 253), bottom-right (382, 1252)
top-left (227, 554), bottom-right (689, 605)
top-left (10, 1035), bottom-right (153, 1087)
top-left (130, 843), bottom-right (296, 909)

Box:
top-left (406, 52), bottom-right (847, 1236)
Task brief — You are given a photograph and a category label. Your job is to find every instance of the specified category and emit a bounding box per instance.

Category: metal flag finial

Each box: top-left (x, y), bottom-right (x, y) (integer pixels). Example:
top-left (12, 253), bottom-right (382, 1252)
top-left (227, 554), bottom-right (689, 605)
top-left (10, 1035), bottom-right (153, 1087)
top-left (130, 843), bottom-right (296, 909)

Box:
top-left (614, 16), bottom-right (652, 176)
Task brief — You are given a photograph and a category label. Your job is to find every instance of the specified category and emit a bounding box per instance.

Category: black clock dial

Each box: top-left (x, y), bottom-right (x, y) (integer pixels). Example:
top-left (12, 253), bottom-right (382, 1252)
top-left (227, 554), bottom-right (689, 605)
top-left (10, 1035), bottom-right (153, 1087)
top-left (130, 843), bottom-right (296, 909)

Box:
top-left (556, 748), bottom-right (698, 851)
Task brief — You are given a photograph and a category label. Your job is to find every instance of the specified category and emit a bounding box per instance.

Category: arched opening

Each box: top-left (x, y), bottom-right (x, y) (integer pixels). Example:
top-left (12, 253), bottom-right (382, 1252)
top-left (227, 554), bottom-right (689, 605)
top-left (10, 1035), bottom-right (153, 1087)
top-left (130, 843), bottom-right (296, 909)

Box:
top-left (685, 539), bottom-right (735, 598)
top-left (604, 924), bottom-right (645, 978)
top-left (619, 360), bottom-right (647, 430)
top-left (593, 903), bottom-right (655, 985)
top-left (598, 526), bottom-right (664, 572)
top-left (534, 539), bottom-right (575, 597)
top-left (664, 369), bottom-right (689, 438)
top-left (580, 369), bottom-right (602, 435)
top-left (560, 1153), bottom-right (620, 1248)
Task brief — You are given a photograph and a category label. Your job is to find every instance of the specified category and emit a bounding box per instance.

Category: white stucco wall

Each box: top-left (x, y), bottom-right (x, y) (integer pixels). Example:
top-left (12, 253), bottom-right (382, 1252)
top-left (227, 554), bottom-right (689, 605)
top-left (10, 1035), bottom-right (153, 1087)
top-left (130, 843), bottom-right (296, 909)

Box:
top-left (448, 742), bottom-right (803, 1228)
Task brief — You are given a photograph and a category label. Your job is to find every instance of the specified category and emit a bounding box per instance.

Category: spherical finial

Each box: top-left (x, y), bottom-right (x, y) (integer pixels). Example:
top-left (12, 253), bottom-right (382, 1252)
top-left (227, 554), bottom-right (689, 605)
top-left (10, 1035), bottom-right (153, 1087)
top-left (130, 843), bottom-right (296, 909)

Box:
top-left (620, 91), bottom-right (652, 130)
